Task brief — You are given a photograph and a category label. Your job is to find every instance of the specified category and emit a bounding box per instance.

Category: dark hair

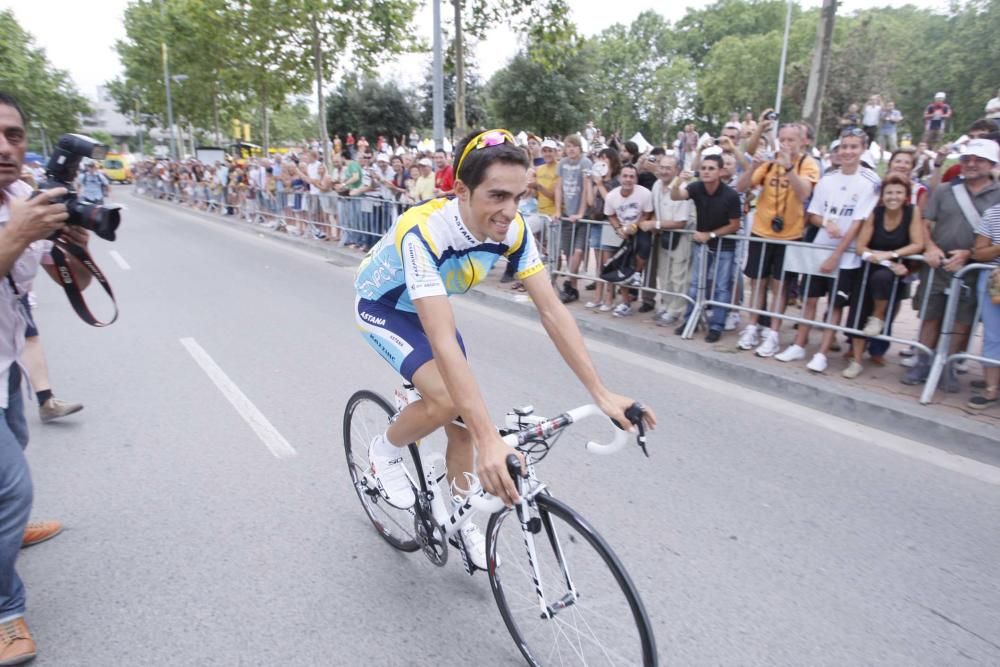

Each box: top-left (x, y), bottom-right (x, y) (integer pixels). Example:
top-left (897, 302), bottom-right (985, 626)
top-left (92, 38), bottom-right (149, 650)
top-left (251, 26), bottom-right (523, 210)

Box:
top-left (620, 163), bottom-right (638, 176)
top-left (701, 154), bottom-right (724, 169)
top-left (650, 146), bottom-right (666, 157)
top-left (623, 141), bottom-right (639, 158)
top-left (880, 172), bottom-right (912, 205)
top-left (0, 91), bottom-right (27, 125)
top-left (968, 118), bottom-right (999, 135)
top-left (452, 129), bottom-right (529, 192)
top-left (598, 147), bottom-right (621, 179)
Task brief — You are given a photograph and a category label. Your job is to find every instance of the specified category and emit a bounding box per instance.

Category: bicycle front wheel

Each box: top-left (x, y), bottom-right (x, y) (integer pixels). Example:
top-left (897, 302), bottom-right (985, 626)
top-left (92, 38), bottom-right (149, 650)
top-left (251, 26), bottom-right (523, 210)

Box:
top-left (486, 494), bottom-right (657, 666)
top-left (342, 390), bottom-right (420, 552)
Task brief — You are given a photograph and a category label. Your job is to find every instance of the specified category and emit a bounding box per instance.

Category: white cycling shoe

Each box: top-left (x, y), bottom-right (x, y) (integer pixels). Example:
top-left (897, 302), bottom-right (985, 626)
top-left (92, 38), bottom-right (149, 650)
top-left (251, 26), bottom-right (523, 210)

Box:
top-left (368, 435), bottom-right (416, 509)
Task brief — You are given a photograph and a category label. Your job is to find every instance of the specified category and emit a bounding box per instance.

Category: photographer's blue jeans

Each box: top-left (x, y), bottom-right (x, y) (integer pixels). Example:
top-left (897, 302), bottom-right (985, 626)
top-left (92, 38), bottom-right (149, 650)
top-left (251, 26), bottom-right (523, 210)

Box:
top-left (0, 364), bottom-right (32, 621)
top-left (684, 246), bottom-right (735, 332)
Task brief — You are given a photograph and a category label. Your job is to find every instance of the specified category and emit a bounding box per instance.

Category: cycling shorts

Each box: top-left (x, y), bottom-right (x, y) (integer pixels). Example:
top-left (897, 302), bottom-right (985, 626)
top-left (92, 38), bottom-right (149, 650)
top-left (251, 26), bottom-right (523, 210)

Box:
top-left (355, 297), bottom-right (466, 382)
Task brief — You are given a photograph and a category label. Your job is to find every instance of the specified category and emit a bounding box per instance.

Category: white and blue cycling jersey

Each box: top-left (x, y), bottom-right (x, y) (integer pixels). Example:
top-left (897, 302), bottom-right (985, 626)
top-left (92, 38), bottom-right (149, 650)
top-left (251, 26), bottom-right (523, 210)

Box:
top-left (354, 197), bottom-right (544, 380)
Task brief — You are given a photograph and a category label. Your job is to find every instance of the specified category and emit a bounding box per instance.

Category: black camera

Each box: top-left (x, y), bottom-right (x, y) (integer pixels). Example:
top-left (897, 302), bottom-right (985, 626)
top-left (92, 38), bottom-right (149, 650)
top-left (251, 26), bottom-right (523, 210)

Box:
top-left (771, 216), bottom-right (784, 233)
top-left (765, 112), bottom-right (778, 121)
top-left (36, 134), bottom-right (121, 242)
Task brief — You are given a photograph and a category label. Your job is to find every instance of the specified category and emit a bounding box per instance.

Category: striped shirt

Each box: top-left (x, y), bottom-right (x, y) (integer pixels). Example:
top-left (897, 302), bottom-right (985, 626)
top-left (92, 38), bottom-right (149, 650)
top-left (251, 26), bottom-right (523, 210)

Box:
top-left (978, 203), bottom-right (1000, 266)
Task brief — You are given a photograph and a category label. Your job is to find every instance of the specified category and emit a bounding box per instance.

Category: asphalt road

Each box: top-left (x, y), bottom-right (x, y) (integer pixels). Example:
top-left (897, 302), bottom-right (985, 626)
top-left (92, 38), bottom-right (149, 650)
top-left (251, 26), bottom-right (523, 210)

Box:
top-left (17, 190), bottom-right (1000, 666)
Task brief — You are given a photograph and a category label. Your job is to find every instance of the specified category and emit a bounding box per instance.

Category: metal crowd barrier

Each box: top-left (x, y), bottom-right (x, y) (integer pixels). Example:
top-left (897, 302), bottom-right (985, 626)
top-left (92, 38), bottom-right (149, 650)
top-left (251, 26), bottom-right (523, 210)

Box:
top-left (921, 263), bottom-right (998, 404)
top-left (134, 176), bottom-right (412, 247)
top-left (547, 216), bottom-right (697, 316)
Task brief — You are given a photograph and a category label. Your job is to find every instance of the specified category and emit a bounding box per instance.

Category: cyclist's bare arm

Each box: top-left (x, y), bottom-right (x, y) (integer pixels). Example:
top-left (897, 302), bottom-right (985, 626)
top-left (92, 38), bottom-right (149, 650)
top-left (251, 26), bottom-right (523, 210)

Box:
top-left (521, 269), bottom-right (657, 432)
top-left (413, 294), bottom-right (523, 505)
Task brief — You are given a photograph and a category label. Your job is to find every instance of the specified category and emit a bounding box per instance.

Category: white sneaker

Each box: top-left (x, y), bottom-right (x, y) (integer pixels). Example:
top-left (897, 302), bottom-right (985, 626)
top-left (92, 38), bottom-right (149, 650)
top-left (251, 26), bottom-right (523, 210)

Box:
top-left (901, 355), bottom-right (917, 368)
top-left (775, 344), bottom-right (806, 362)
top-left (806, 352), bottom-right (828, 373)
top-left (368, 436), bottom-right (415, 509)
top-left (737, 325), bottom-right (761, 350)
top-left (584, 300), bottom-right (598, 309)
top-left (597, 303), bottom-right (613, 312)
top-left (653, 312), bottom-right (677, 326)
top-left (612, 302), bottom-right (632, 317)
top-left (724, 311), bottom-right (742, 331)
top-left (755, 329), bottom-right (781, 358)
top-left (455, 520), bottom-right (489, 571)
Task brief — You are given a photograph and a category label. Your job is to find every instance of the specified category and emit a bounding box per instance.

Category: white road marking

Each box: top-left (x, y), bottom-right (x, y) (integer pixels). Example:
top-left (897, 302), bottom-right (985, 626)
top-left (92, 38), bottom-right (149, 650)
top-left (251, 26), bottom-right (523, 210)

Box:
top-left (109, 250), bottom-right (131, 270)
top-left (179, 337), bottom-right (297, 459)
top-left (454, 298), bottom-right (1000, 487)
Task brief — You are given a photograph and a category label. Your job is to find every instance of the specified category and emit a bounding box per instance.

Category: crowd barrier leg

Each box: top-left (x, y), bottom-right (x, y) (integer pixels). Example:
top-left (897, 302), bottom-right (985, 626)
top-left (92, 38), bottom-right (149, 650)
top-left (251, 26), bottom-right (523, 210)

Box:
top-left (681, 244), bottom-right (709, 339)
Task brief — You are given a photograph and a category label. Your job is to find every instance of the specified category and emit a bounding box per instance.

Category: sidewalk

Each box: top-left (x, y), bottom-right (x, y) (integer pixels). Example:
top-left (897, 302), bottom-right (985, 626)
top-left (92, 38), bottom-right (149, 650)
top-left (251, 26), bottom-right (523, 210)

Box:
top-left (137, 192), bottom-right (1000, 466)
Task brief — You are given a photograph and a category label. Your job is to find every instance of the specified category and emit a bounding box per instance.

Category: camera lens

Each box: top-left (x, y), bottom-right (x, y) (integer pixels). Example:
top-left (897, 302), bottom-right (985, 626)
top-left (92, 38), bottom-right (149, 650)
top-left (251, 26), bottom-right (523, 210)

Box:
top-left (771, 216), bottom-right (784, 233)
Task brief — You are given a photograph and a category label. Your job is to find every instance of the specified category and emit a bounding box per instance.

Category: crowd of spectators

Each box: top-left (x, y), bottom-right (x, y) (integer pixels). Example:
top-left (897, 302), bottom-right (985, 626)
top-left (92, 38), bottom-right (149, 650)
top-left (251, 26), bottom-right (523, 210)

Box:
top-left (132, 97), bottom-right (1000, 410)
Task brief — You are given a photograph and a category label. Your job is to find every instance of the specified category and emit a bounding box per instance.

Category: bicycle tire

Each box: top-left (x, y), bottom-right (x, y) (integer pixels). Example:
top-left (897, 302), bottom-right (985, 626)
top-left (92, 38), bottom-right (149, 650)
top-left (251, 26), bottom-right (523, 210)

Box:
top-left (343, 389), bottom-right (420, 552)
top-left (486, 493), bottom-right (657, 666)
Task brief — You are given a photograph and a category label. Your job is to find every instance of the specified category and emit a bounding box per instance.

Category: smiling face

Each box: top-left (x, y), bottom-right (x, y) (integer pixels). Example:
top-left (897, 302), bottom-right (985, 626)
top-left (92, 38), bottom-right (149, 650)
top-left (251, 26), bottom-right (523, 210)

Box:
top-left (0, 104), bottom-right (27, 190)
top-left (888, 151), bottom-right (913, 176)
top-left (455, 162), bottom-right (528, 242)
top-left (961, 154), bottom-right (995, 184)
top-left (838, 135), bottom-right (864, 169)
top-left (881, 183), bottom-right (907, 211)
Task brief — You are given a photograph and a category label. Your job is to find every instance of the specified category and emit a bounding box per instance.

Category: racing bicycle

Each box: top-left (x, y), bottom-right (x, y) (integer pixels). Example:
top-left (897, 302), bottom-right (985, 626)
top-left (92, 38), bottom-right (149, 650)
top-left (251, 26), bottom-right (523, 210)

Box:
top-left (343, 384), bottom-right (658, 666)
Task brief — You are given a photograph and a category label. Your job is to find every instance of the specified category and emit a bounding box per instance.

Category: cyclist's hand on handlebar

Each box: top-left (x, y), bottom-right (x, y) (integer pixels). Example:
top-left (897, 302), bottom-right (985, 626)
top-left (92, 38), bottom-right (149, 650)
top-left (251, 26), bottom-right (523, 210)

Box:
top-left (476, 434), bottom-right (525, 507)
top-left (597, 391), bottom-right (657, 432)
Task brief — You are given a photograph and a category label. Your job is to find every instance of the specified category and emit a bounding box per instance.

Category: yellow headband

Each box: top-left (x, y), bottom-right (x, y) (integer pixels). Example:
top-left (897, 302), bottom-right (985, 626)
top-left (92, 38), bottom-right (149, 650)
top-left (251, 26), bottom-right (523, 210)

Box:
top-left (455, 129), bottom-right (516, 180)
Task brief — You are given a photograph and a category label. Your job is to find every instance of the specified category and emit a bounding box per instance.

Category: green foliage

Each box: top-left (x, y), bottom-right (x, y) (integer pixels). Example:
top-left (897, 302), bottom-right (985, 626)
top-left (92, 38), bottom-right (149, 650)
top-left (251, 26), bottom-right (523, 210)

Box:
top-left (0, 9), bottom-right (90, 145)
top-left (326, 79), bottom-right (419, 144)
top-left (419, 63), bottom-right (488, 135)
top-left (486, 53), bottom-right (591, 136)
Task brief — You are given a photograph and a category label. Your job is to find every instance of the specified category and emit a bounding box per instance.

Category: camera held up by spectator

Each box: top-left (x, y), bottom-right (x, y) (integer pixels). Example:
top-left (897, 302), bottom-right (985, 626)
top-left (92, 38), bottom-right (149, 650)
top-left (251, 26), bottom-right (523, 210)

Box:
top-left (34, 133), bottom-right (121, 242)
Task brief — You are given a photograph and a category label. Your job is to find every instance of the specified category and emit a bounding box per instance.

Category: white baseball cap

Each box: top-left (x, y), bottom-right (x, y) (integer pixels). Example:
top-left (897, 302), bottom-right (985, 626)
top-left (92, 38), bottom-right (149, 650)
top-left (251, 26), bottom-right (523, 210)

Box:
top-left (376, 153), bottom-right (390, 162)
top-left (540, 139), bottom-right (558, 150)
top-left (961, 138), bottom-right (999, 163)
top-left (934, 91), bottom-right (946, 99)
top-left (417, 157), bottom-right (433, 167)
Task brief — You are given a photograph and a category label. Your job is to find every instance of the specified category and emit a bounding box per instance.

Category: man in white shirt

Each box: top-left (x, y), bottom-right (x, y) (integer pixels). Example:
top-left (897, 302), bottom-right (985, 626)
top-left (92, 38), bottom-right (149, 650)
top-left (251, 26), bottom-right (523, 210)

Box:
top-left (643, 155), bottom-right (693, 325)
top-left (603, 164), bottom-right (654, 317)
top-left (774, 130), bottom-right (880, 372)
top-left (0, 91), bottom-right (97, 664)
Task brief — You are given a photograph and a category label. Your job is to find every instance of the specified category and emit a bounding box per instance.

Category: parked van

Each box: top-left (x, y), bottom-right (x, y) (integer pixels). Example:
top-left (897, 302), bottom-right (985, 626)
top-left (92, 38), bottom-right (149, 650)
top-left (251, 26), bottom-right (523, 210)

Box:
top-left (102, 153), bottom-right (131, 183)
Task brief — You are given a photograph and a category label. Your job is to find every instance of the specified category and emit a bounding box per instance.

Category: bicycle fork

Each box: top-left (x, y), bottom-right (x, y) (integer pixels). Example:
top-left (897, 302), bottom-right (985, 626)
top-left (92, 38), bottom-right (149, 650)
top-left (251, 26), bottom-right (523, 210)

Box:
top-left (508, 465), bottom-right (579, 620)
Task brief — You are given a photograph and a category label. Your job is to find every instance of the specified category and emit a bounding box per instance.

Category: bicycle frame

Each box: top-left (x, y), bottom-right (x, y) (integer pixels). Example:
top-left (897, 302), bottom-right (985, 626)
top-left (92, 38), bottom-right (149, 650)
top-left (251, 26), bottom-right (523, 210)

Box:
top-left (394, 383), bottom-right (630, 617)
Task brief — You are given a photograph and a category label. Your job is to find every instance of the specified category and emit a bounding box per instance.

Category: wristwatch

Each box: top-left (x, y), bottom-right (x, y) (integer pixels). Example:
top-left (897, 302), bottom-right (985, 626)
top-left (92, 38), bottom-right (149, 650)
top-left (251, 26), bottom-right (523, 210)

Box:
top-left (709, 232), bottom-right (718, 240)
top-left (891, 251), bottom-right (900, 260)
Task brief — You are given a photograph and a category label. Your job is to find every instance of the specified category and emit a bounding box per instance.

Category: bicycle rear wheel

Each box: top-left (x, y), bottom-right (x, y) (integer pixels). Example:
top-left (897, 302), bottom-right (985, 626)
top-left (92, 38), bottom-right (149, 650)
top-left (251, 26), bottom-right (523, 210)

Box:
top-left (486, 493), bottom-right (657, 666)
top-left (343, 390), bottom-right (420, 552)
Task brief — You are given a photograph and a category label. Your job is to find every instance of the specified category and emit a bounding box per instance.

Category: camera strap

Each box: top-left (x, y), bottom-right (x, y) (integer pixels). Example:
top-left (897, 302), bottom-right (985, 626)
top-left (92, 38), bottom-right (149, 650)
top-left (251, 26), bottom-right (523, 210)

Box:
top-left (48, 240), bottom-right (118, 327)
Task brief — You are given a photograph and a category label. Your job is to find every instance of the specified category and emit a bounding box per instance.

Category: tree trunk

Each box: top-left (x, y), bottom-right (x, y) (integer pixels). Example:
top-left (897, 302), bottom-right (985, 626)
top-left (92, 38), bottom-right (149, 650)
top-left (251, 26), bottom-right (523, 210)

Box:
top-left (260, 83), bottom-right (270, 155)
top-left (312, 13), bottom-right (331, 169)
top-left (212, 83), bottom-right (221, 144)
top-left (802, 0), bottom-right (837, 136)
top-left (452, 0), bottom-right (466, 137)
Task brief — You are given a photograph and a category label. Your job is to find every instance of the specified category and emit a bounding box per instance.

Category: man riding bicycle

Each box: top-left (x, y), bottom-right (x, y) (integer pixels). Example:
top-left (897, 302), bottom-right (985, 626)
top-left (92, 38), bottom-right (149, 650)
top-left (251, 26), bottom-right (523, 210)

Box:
top-left (354, 129), bottom-right (656, 568)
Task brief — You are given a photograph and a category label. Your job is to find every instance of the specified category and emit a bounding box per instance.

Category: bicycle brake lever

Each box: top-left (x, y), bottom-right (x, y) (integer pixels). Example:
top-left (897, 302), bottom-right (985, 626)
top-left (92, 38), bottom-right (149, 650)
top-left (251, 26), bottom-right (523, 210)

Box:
top-left (624, 403), bottom-right (649, 458)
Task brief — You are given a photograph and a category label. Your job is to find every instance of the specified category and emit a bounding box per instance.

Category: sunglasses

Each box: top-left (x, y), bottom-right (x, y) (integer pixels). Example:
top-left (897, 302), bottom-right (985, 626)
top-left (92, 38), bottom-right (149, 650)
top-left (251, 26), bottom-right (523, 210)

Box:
top-left (840, 128), bottom-right (867, 139)
top-left (455, 129), bottom-right (516, 178)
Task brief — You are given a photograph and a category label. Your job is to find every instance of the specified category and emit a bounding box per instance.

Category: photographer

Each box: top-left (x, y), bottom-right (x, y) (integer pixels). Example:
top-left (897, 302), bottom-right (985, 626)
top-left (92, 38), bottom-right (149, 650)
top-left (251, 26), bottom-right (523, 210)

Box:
top-left (0, 91), bottom-right (95, 664)
top-left (77, 161), bottom-right (109, 205)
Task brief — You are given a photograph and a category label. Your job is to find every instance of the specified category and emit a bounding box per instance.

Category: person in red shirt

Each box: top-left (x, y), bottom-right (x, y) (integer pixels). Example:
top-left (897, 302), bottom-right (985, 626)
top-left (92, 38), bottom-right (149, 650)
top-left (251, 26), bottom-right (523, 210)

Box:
top-left (433, 148), bottom-right (454, 196)
top-left (922, 92), bottom-right (952, 148)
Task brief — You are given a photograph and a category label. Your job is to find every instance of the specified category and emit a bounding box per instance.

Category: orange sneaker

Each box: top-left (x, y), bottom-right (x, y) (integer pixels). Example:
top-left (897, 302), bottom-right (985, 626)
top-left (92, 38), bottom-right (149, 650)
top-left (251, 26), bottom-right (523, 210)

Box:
top-left (21, 521), bottom-right (62, 548)
top-left (0, 617), bottom-right (35, 666)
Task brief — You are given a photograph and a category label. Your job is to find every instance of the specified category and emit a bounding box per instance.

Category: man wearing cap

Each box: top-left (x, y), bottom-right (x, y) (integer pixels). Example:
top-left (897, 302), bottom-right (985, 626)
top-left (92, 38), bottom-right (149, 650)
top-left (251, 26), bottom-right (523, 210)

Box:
top-left (923, 92), bottom-right (953, 149)
top-left (532, 140), bottom-right (558, 220)
top-left (903, 138), bottom-right (1000, 390)
top-left (408, 158), bottom-right (435, 202)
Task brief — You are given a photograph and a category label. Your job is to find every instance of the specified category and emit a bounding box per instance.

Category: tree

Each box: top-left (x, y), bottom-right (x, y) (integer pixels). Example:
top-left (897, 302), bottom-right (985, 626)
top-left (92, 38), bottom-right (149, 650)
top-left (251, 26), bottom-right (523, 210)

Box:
top-left (486, 53), bottom-right (591, 136)
top-left (0, 9), bottom-right (90, 150)
top-left (420, 59), bottom-right (488, 139)
top-left (590, 12), bottom-right (694, 143)
top-left (326, 79), bottom-right (419, 146)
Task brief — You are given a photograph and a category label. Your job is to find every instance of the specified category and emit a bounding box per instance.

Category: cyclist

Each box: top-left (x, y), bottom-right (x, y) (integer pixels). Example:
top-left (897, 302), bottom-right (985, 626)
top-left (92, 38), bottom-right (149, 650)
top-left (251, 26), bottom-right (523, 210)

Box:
top-left (354, 129), bottom-right (656, 568)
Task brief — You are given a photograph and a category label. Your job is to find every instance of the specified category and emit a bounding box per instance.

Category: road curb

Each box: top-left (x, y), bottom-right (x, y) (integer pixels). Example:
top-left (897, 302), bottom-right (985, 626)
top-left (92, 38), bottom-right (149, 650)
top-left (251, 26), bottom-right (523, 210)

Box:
top-left (136, 193), bottom-right (1000, 466)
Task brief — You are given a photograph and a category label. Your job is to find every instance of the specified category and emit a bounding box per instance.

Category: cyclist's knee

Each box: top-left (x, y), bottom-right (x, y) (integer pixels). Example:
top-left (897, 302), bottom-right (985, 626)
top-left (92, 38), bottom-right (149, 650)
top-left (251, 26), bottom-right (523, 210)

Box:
top-left (420, 395), bottom-right (458, 427)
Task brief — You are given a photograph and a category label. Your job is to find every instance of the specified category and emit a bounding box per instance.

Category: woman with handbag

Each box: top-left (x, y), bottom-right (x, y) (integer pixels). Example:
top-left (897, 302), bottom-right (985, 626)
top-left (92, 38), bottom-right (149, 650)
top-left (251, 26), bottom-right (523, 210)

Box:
top-left (969, 202), bottom-right (1000, 408)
